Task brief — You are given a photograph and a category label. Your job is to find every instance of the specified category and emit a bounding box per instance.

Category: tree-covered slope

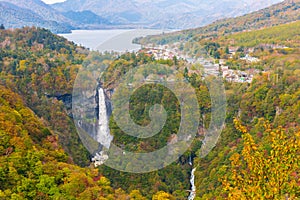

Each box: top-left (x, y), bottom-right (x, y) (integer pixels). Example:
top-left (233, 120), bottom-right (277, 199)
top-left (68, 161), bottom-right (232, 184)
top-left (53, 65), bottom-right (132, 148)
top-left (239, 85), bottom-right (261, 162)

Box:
top-left (0, 85), bottom-right (150, 199)
top-left (0, 27), bottom-right (187, 199)
top-left (0, 27), bottom-right (89, 166)
top-left (181, 16), bottom-right (300, 199)
top-left (138, 0), bottom-right (300, 45)
top-left (0, 0), bottom-right (74, 33)
top-left (61, 11), bottom-right (111, 26)
top-left (1, 9), bottom-right (300, 198)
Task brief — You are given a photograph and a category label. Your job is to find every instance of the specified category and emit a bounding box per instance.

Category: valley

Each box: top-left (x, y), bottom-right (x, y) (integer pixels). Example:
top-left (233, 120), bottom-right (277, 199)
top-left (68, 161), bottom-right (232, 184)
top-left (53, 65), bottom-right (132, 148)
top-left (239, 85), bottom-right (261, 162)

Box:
top-left (0, 0), bottom-right (299, 199)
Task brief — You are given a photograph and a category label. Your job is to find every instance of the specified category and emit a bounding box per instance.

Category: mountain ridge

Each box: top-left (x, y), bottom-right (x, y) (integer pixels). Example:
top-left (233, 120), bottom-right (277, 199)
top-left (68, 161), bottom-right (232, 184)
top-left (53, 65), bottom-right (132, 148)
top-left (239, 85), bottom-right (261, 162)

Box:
top-left (0, 0), bottom-right (285, 32)
top-left (138, 0), bottom-right (300, 44)
top-left (0, 0), bottom-right (113, 33)
top-left (52, 0), bottom-right (283, 29)
top-left (1, 0), bottom-right (72, 24)
top-left (0, 1), bottom-right (73, 33)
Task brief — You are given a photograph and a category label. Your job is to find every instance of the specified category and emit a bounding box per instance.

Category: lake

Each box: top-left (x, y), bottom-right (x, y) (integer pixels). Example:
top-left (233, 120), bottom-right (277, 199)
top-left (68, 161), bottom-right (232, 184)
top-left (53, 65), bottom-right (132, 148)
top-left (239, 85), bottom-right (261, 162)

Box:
top-left (59, 29), bottom-right (166, 52)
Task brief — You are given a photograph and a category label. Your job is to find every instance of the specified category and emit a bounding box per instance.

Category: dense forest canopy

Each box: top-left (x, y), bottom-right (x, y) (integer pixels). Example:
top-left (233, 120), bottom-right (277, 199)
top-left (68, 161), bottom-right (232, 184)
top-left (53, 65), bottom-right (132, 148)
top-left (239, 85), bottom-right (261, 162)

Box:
top-left (0, 0), bottom-right (300, 198)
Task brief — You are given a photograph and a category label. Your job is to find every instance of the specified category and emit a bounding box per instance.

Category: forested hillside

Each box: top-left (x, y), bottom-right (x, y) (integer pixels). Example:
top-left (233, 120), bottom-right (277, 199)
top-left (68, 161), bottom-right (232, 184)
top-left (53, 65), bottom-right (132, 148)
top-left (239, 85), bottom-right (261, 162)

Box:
top-left (0, 27), bottom-right (192, 199)
top-left (0, 86), bottom-right (151, 199)
top-left (138, 0), bottom-right (300, 45)
top-left (0, 1), bottom-right (300, 198)
top-left (0, 1), bottom-right (73, 33)
top-left (0, 27), bottom-right (180, 199)
top-left (0, 27), bottom-right (90, 166)
top-left (180, 18), bottom-right (300, 199)
top-left (79, 18), bottom-right (300, 198)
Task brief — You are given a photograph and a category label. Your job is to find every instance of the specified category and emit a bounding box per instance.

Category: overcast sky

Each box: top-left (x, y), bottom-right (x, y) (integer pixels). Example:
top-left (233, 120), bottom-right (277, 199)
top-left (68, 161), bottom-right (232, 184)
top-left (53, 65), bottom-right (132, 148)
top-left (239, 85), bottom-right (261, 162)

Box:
top-left (41, 0), bottom-right (66, 4)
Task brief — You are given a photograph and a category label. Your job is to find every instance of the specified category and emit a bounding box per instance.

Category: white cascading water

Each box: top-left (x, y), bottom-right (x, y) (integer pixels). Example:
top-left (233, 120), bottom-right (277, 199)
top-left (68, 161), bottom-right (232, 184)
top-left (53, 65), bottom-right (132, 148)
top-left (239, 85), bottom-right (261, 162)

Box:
top-left (92, 87), bottom-right (113, 166)
top-left (188, 168), bottom-right (196, 200)
top-left (97, 87), bottom-right (113, 149)
top-left (189, 155), bottom-right (192, 166)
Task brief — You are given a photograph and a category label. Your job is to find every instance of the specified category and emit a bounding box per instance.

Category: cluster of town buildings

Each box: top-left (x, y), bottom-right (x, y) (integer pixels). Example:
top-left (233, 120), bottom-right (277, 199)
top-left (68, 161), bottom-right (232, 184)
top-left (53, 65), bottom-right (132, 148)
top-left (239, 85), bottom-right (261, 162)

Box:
top-left (139, 44), bottom-right (261, 83)
top-left (141, 44), bottom-right (182, 60)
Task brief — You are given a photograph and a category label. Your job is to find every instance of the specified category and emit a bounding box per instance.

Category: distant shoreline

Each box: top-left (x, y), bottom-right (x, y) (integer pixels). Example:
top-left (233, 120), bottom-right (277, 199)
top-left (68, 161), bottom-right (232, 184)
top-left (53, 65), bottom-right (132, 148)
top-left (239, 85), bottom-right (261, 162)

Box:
top-left (59, 29), bottom-right (169, 52)
top-left (56, 24), bottom-right (175, 34)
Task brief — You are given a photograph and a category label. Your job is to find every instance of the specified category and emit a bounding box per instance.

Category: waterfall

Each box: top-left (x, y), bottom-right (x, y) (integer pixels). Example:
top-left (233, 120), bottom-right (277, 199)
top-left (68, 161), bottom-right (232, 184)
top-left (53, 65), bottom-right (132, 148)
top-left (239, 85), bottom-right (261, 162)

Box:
top-left (92, 86), bottom-right (113, 166)
top-left (96, 87), bottom-right (113, 149)
top-left (188, 168), bottom-right (196, 200)
top-left (189, 155), bottom-right (192, 166)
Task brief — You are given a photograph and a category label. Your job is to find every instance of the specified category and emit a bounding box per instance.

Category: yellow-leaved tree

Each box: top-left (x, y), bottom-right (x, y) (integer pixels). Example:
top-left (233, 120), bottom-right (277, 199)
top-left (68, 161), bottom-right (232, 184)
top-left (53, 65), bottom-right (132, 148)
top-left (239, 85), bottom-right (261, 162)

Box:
top-left (152, 191), bottom-right (174, 200)
top-left (222, 119), bottom-right (300, 199)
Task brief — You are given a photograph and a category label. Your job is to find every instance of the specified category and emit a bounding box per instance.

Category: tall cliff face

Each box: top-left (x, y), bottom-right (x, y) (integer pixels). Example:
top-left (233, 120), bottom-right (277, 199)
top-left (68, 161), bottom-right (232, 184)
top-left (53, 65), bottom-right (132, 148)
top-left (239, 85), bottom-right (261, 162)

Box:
top-left (72, 82), bottom-right (113, 159)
